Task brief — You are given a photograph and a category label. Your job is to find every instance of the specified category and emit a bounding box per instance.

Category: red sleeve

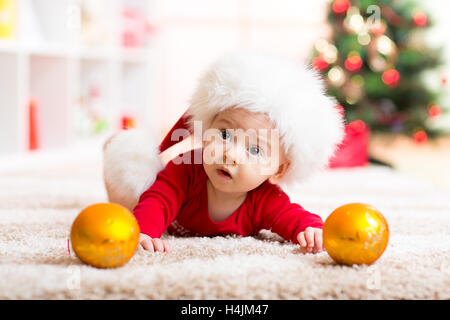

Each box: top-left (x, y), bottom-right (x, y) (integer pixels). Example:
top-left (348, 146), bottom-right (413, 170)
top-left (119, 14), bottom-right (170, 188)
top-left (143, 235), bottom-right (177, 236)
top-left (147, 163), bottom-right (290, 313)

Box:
top-left (132, 156), bottom-right (192, 238)
top-left (254, 184), bottom-right (324, 244)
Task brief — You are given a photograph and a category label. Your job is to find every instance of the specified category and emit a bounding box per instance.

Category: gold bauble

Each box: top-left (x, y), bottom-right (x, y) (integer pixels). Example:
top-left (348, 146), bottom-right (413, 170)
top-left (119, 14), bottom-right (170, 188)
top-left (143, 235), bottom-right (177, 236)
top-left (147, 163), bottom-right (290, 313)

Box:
top-left (70, 203), bottom-right (140, 268)
top-left (323, 203), bottom-right (389, 266)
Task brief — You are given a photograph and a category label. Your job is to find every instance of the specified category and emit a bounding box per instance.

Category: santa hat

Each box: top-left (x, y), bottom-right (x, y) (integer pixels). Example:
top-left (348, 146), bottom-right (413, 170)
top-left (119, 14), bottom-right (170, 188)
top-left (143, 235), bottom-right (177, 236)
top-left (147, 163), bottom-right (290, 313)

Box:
top-left (158, 49), bottom-right (345, 189)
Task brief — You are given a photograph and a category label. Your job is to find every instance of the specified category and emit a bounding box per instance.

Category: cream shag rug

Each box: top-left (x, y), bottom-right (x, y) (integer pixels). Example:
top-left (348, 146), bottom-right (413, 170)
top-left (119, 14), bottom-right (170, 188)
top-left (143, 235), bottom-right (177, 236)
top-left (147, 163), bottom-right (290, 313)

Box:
top-left (0, 144), bottom-right (449, 300)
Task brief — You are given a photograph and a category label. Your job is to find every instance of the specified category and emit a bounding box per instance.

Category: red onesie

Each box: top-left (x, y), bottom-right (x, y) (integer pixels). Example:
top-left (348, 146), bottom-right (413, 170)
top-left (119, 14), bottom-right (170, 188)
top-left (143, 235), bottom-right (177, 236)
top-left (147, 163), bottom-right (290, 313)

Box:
top-left (133, 148), bottom-right (323, 244)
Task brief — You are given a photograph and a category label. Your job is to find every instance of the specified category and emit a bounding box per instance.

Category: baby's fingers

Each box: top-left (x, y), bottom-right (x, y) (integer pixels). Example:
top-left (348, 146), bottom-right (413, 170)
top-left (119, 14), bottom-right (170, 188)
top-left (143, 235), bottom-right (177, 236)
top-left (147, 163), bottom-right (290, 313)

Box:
top-left (140, 238), bottom-right (154, 252)
top-left (314, 229), bottom-right (323, 253)
top-left (152, 238), bottom-right (165, 252)
top-left (304, 228), bottom-right (315, 253)
top-left (298, 232), bottom-right (307, 248)
top-left (162, 240), bottom-right (171, 253)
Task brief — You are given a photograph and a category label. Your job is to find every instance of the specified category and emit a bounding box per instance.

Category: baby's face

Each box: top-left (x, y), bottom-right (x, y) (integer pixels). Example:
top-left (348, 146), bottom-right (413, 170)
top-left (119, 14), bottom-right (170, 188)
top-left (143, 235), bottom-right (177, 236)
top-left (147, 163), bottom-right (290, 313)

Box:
top-left (203, 107), bottom-right (288, 194)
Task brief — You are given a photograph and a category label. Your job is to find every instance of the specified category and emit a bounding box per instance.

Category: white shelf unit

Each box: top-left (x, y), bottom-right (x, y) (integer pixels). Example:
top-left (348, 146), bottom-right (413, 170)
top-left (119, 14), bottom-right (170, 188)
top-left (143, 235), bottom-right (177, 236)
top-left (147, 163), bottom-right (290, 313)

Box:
top-left (0, 0), bottom-right (158, 154)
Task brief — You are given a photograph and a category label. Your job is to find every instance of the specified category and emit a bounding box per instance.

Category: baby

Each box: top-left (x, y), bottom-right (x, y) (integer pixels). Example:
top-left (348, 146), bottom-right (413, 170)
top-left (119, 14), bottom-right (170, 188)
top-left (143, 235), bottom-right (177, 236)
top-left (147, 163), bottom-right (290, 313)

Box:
top-left (103, 50), bottom-right (344, 255)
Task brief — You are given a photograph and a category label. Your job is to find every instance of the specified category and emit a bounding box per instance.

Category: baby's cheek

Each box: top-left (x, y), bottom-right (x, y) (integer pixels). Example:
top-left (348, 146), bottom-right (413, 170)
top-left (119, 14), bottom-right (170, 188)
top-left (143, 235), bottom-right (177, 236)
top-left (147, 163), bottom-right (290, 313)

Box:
top-left (257, 160), bottom-right (279, 177)
top-left (240, 166), bottom-right (268, 187)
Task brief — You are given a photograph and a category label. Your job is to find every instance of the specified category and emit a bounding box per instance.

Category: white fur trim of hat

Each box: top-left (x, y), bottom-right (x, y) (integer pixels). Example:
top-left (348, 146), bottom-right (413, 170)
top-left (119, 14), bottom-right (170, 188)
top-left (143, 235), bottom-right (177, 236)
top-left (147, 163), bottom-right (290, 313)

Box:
top-left (185, 49), bottom-right (345, 189)
top-left (103, 128), bottom-right (163, 210)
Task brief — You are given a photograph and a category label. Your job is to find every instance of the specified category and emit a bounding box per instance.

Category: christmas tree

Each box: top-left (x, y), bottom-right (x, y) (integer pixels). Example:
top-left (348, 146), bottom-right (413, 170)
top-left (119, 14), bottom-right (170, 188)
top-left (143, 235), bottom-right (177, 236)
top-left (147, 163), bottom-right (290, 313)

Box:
top-left (311, 0), bottom-right (447, 142)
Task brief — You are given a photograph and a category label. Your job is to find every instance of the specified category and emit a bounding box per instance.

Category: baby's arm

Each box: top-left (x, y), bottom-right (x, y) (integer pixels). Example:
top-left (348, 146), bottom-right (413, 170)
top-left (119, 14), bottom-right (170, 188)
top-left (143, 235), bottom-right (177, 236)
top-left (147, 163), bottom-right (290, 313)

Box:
top-left (133, 156), bottom-right (193, 252)
top-left (254, 185), bottom-right (324, 254)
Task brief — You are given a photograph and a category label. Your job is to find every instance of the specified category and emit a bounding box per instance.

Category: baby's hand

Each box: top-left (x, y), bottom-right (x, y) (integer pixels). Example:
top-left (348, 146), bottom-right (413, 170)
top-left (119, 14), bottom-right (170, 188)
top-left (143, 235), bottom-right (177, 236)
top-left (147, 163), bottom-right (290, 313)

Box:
top-left (297, 227), bottom-right (324, 254)
top-left (139, 233), bottom-right (171, 253)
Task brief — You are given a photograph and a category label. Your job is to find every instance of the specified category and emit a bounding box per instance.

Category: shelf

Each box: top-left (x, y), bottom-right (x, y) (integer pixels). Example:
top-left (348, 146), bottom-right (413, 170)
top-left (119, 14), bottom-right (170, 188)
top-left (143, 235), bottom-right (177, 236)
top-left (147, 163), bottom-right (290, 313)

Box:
top-left (0, 52), bottom-right (21, 154)
top-left (0, 40), bottom-right (20, 53)
top-left (0, 0), bottom-right (157, 154)
top-left (0, 42), bottom-right (153, 62)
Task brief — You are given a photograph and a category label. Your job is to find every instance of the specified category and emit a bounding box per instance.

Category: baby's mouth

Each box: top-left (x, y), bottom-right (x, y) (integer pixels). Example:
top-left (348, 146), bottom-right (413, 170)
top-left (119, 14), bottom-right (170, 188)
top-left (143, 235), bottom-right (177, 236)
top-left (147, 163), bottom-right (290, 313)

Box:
top-left (217, 168), bottom-right (232, 180)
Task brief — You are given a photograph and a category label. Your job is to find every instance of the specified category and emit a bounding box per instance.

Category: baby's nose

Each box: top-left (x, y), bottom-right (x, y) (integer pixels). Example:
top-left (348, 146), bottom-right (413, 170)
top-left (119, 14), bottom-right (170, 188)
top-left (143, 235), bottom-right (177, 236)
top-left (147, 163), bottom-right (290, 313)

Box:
top-left (223, 143), bottom-right (241, 165)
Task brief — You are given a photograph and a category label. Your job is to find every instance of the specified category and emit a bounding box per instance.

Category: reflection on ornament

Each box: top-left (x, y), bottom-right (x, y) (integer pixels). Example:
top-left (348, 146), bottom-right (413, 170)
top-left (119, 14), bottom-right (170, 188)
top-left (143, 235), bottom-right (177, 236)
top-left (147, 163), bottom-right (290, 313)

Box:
top-left (323, 203), bottom-right (389, 266)
top-left (344, 7), bottom-right (367, 34)
top-left (369, 56), bottom-right (386, 72)
top-left (315, 39), bottom-right (329, 52)
top-left (413, 10), bottom-right (427, 27)
top-left (357, 33), bottom-right (371, 46)
top-left (382, 69), bottom-right (400, 88)
top-left (70, 203), bottom-right (140, 268)
top-left (428, 104), bottom-right (442, 118)
top-left (377, 35), bottom-right (394, 55)
top-left (328, 66), bottom-right (345, 86)
top-left (346, 6), bottom-right (360, 17)
top-left (368, 34), bottom-right (398, 72)
top-left (314, 39), bottom-right (338, 64)
top-left (332, 0), bottom-right (350, 15)
top-left (323, 44), bottom-right (338, 63)
top-left (413, 130), bottom-right (427, 143)
top-left (350, 14), bottom-right (365, 33)
top-left (351, 75), bottom-right (364, 87)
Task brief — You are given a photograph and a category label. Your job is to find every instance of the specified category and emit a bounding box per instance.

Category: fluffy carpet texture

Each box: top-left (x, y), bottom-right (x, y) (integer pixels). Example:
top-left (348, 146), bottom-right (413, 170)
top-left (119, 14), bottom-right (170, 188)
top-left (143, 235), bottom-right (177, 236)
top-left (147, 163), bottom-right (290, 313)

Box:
top-left (0, 146), bottom-right (449, 300)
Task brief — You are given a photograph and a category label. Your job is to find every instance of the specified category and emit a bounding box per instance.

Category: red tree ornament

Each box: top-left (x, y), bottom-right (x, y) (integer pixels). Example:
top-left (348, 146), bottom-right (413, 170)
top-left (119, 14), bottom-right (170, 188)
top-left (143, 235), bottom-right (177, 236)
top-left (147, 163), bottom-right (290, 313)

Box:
top-left (332, 0), bottom-right (351, 15)
top-left (413, 11), bottom-right (427, 27)
top-left (345, 55), bottom-right (363, 72)
top-left (370, 21), bottom-right (386, 36)
top-left (312, 55), bottom-right (329, 71)
top-left (382, 69), bottom-right (400, 88)
top-left (413, 130), bottom-right (427, 143)
top-left (428, 105), bottom-right (442, 118)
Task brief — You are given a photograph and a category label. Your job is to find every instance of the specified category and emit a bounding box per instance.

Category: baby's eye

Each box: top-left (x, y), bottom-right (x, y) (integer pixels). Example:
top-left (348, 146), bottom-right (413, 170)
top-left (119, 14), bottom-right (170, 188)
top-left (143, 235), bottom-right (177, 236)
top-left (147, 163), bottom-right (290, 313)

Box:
top-left (220, 129), bottom-right (231, 141)
top-left (248, 146), bottom-right (261, 157)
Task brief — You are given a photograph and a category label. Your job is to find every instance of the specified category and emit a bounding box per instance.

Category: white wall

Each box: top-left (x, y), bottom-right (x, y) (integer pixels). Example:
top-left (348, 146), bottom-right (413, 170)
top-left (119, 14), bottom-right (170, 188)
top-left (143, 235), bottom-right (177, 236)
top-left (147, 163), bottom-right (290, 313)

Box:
top-left (151, 0), bottom-right (450, 136)
top-left (150, 0), bottom-right (331, 135)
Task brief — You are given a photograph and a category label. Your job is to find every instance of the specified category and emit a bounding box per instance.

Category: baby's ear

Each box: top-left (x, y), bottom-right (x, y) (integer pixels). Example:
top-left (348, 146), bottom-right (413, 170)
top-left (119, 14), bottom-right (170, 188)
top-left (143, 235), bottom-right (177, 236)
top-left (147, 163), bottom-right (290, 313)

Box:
top-left (268, 161), bottom-right (290, 184)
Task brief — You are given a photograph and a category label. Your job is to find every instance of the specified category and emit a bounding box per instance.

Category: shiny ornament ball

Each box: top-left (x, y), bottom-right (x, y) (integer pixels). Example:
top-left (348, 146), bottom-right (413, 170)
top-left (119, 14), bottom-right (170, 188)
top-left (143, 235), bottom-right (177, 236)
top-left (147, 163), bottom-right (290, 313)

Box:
top-left (413, 130), bottom-right (428, 144)
top-left (313, 55), bottom-right (329, 71)
top-left (323, 203), bottom-right (389, 266)
top-left (332, 0), bottom-right (350, 15)
top-left (382, 69), bottom-right (400, 88)
top-left (413, 11), bottom-right (427, 27)
top-left (70, 203), bottom-right (140, 268)
top-left (344, 55), bottom-right (363, 72)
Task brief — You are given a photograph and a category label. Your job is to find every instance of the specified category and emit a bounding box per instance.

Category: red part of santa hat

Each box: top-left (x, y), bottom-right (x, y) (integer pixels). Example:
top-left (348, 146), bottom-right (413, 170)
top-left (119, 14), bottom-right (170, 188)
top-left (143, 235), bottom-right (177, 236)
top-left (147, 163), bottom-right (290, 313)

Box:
top-left (158, 111), bottom-right (191, 153)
